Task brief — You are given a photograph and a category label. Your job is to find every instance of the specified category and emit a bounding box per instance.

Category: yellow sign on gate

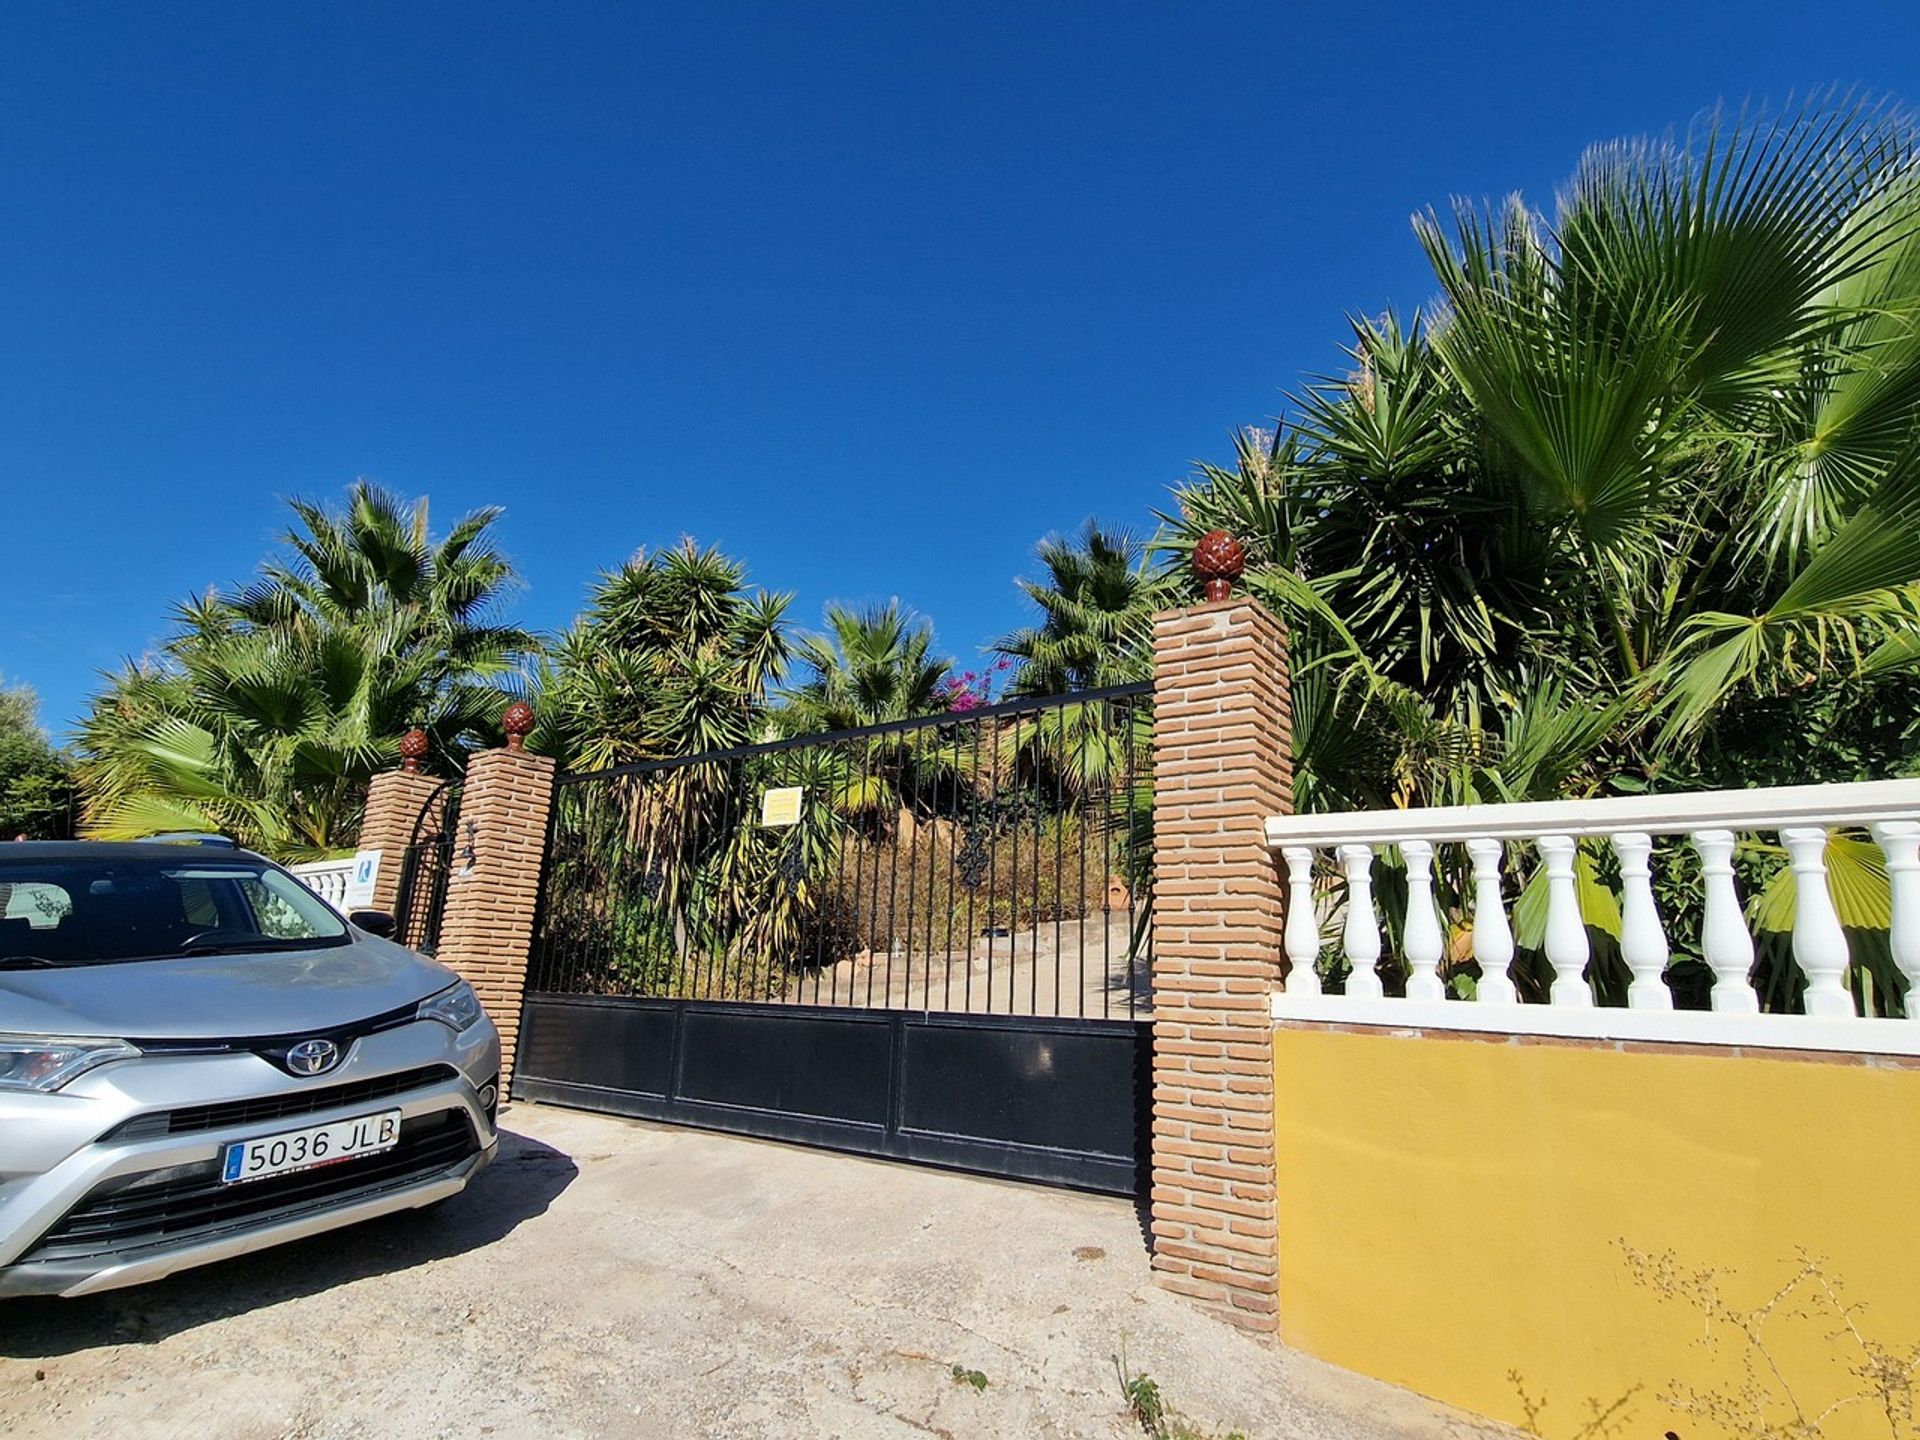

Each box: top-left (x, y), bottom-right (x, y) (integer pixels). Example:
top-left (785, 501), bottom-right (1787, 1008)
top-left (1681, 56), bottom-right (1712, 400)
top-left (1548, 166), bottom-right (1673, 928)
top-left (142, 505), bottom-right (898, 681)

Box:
top-left (759, 786), bottom-right (803, 828)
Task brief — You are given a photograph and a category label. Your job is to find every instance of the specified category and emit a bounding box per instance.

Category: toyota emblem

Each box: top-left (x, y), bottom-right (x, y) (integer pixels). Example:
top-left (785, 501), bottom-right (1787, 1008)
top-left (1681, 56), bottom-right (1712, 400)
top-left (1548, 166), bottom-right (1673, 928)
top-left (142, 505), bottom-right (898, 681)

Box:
top-left (285, 1039), bottom-right (340, 1076)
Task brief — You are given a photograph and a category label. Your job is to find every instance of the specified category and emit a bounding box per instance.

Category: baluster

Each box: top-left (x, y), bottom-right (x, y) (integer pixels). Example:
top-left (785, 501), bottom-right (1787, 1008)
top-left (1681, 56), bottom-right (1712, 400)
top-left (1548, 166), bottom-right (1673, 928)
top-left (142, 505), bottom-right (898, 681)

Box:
top-left (1465, 837), bottom-right (1517, 1003)
top-left (1338, 843), bottom-right (1384, 1000)
top-left (1871, 822), bottom-right (1920, 1020)
top-left (1613, 832), bottom-right (1672, 1010)
top-left (1538, 835), bottom-right (1592, 1007)
top-left (1692, 829), bottom-right (1758, 1013)
top-left (1782, 827), bottom-right (1853, 1018)
top-left (1281, 845), bottom-right (1322, 997)
top-left (1400, 840), bottom-right (1446, 1002)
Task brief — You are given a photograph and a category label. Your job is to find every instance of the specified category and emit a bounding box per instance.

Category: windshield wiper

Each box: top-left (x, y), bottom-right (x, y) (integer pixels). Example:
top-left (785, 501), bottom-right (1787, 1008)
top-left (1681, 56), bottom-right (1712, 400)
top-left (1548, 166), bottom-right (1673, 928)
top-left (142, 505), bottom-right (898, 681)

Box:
top-left (0, 955), bottom-right (62, 970)
top-left (177, 938), bottom-right (326, 956)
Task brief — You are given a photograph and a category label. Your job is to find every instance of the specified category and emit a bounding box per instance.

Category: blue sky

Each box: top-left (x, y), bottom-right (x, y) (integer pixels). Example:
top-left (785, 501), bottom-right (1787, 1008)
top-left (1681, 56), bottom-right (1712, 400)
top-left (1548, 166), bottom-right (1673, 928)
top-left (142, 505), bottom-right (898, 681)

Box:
top-left (6, 2), bottom-right (1919, 736)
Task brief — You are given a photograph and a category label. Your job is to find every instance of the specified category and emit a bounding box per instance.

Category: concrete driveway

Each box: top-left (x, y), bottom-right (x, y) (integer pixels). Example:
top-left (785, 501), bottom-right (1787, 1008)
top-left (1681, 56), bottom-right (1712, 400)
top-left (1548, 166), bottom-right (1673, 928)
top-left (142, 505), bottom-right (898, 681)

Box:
top-left (0, 1104), bottom-right (1473, 1439)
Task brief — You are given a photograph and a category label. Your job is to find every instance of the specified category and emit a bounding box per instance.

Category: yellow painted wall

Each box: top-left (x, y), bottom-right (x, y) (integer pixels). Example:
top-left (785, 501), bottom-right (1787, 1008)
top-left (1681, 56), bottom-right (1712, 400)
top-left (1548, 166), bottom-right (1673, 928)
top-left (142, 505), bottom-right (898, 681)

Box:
top-left (1272, 1027), bottom-right (1920, 1439)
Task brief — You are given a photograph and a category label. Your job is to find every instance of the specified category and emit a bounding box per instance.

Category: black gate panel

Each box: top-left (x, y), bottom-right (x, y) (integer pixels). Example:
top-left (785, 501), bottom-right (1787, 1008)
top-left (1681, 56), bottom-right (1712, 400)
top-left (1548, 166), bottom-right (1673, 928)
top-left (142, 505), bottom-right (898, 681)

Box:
top-left (514, 995), bottom-right (1149, 1194)
top-left (898, 1018), bottom-right (1144, 1159)
top-left (515, 996), bottom-right (676, 1097)
top-left (678, 1006), bottom-right (894, 1125)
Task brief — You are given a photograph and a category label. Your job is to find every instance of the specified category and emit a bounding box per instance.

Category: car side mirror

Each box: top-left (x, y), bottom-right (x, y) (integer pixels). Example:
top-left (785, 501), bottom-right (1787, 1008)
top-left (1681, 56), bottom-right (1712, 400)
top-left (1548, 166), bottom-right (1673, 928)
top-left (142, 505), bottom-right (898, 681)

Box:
top-left (349, 909), bottom-right (397, 938)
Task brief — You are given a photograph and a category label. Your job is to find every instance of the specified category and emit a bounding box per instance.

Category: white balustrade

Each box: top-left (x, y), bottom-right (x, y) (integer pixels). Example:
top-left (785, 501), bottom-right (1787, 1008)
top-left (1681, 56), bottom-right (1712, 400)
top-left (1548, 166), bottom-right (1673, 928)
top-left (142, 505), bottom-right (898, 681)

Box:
top-left (1537, 835), bottom-right (1592, 1008)
top-left (289, 857), bottom-right (356, 908)
top-left (1692, 830), bottom-right (1757, 1014)
top-left (1782, 827), bottom-right (1852, 1018)
top-left (1613, 832), bottom-right (1672, 1010)
top-left (1338, 843), bottom-right (1384, 999)
top-left (1400, 839), bottom-right (1446, 1002)
top-left (1465, 837), bottom-right (1517, 1003)
top-left (1281, 845), bottom-right (1323, 997)
top-left (1264, 777), bottom-right (1920, 1055)
top-left (1871, 822), bottom-right (1920, 1019)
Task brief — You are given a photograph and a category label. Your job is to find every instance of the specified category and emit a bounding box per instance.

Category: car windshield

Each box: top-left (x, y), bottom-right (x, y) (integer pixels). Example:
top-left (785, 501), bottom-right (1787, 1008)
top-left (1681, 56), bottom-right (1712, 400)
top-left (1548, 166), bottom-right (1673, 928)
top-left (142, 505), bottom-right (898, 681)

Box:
top-left (0, 855), bottom-right (349, 967)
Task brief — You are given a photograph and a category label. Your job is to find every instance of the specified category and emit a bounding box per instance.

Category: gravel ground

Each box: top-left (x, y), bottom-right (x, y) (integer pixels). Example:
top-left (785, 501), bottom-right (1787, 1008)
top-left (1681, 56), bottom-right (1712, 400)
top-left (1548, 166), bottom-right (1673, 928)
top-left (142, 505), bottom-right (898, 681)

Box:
top-left (0, 1103), bottom-right (1485, 1440)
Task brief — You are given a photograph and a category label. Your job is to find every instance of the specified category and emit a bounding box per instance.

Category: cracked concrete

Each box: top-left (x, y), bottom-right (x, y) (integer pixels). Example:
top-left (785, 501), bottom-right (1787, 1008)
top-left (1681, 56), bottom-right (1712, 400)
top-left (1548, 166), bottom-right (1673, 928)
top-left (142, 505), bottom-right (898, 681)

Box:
top-left (0, 1103), bottom-right (1489, 1438)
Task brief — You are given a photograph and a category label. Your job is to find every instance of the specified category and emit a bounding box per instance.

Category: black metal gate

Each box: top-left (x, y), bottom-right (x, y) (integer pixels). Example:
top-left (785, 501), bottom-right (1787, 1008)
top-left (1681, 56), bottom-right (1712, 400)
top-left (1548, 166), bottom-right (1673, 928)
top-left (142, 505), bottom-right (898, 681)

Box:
top-left (393, 778), bottom-right (461, 955)
top-left (513, 684), bottom-right (1155, 1194)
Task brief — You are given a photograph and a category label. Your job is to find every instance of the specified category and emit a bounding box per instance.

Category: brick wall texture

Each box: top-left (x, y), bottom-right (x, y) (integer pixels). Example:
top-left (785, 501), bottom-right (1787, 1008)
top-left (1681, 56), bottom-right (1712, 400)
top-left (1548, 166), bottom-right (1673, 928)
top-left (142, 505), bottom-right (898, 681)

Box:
top-left (431, 748), bottom-right (556, 1087)
top-left (356, 769), bottom-right (446, 916)
top-left (1148, 598), bottom-right (1294, 1331)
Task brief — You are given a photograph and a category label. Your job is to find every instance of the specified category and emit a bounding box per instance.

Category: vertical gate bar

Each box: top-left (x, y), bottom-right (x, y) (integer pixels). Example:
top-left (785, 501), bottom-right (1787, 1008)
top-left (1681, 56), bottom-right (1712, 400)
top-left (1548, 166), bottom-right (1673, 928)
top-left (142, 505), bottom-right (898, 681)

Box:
top-left (1030, 710), bottom-right (1042, 1018)
top-left (569, 785), bottom-right (589, 995)
top-left (716, 763), bottom-right (739, 999)
top-left (574, 784), bottom-right (594, 996)
top-left (838, 738), bottom-right (859, 1008)
top-left (604, 780), bottom-right (624, 998)
top-left (811, 780), bottom-right (833, 1006)
top-left (704, 765), bottom-right (718, 1001)
top-left (824, 746), bottom-right (842, 1004)
top-left (1053, 704), bottom-right (1066, 1019)
top-left (603, 781), bottom-right (618, 993)
top-left (550, 785), bottom-right (564, 993)
top-left (1121, 702), bottom-right (1128, 1029)
top-left (552, 784), bottom-right (569, 993)
top-left (1076, 705), bottom-right (1089, 1019)
top-left (864, 735), bottom-right (882, 1008)
top-left (696, 767), bottom-right (720, 1001)
top-left (931, 718), bottom-right (952, 1013)
top-left (636, 773), bottom-right (664, 1002)
top-left (901, 750), bottom-right (920, 1010)
top-left (884, 737), bottom-right (902, 1007)
top-left (1107, 698), bottom-right (1119, 1013)
top-left (963, 718), bottom-right (980, 1013)
top-left (988, 717), bottom-right (1004, 1013)
top-left (699, 773), bottom-right (711, 1000)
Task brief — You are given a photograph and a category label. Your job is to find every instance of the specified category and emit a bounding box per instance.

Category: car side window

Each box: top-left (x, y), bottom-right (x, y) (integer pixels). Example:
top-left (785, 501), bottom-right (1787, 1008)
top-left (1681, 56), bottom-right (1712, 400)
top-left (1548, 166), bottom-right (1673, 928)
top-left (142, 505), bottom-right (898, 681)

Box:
top-left (3, 881), bottom-right (74, 930)
top-left (237, 877), bottom-right (310, 939)
top-left (177, 877), bottom-right (222, 929)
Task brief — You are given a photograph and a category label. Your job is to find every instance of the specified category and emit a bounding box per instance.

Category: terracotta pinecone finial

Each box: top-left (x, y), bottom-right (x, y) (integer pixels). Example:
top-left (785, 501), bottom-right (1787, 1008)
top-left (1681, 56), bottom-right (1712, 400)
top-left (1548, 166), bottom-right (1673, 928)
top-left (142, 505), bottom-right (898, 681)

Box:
top-left (399, 727), bottom-right (430, 773)
top-left (1193, 529), bottom-right (1246, 603)
top-left (502, 701), bottom-right (536, 752)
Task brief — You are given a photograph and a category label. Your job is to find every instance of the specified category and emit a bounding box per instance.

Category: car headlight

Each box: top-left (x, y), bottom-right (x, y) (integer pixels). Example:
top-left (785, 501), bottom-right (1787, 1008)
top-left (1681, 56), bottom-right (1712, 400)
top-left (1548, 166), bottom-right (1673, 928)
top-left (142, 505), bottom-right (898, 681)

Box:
top-left (0, 1035), bottom-right (141, 1093)
top-left (417, 980), bottom-right (485, 1032)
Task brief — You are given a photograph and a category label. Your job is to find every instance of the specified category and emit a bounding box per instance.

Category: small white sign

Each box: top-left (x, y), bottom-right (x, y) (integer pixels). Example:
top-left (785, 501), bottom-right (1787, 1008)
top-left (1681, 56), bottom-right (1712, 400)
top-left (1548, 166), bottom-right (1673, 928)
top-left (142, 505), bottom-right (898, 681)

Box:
top-left (760, 787), bottom-right (804, 828)
top-left (344, 850), bottom-right (382, 910)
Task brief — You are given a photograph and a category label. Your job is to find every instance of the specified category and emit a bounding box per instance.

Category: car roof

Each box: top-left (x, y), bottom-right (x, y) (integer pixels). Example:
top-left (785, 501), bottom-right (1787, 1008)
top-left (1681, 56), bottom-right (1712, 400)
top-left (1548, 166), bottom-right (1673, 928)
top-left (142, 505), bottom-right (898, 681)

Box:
top-left (0, 841), bottom-right (271, 863)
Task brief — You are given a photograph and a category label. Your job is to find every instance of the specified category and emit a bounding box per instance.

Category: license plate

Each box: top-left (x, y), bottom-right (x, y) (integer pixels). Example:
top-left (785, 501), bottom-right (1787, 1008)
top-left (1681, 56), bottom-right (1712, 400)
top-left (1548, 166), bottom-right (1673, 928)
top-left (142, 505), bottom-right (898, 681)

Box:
top-left (220, 1110), bottom-right (403, 1185)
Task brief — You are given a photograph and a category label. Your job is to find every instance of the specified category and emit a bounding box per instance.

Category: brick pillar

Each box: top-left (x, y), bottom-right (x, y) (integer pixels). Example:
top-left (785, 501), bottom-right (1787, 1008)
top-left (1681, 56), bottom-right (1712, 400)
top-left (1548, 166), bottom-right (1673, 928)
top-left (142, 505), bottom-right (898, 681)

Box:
top-left (432, 742), bottom-right (556, 1088)
top-left (358, 768), bottom-right (445, 915)
top-left (1148, 595), bottom-right (1293, 1331)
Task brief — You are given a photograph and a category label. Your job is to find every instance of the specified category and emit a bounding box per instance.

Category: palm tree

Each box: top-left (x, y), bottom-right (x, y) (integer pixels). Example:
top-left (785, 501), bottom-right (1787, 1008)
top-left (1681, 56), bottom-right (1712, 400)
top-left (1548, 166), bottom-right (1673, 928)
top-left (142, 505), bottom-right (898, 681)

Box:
top-left (994, 521), bottom-right (1159, 696)
top-left (776, 601), bottom-right (963, 832)
top-left (1166, 98), bottom-right (1920, 1001)
top-left (1170, 99), bottom-right (1920, 813)
top-left (77, 483), bottom-right (532, 857)
top-left (782, 600), bottom-right (953, 731)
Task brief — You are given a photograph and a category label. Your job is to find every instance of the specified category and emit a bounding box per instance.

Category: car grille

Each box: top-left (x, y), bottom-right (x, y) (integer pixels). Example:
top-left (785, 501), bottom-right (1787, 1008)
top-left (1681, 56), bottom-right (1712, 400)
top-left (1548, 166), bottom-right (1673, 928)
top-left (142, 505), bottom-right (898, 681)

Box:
top-left (26, 1112), bottom-right (479, 1264)
top-left (100, 1065), bottom-right (462, 1141)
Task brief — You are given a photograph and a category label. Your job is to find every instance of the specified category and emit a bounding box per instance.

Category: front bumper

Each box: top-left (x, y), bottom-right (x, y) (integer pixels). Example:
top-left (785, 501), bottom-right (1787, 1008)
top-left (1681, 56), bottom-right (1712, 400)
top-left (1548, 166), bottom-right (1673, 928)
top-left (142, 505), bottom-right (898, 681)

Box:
top-left (0, 1015), bottom-right (500, 1299)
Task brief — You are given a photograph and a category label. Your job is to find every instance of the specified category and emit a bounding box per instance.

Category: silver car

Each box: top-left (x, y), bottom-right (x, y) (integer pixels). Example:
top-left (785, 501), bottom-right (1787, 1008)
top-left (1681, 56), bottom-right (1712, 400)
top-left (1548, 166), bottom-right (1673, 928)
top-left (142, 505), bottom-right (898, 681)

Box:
top-left (0, 840), bottom-right (500, 1298)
